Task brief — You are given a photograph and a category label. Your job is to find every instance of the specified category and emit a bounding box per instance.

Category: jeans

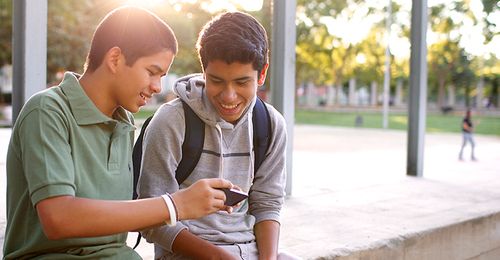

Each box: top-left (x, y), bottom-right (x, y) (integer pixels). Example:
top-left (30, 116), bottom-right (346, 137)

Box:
top-left (459, 132), bottom-right (476, 160)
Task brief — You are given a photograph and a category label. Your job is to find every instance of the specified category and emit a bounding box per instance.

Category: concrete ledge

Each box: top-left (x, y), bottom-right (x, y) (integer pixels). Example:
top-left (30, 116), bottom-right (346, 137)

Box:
top-left (337, 212), bottom-right (500, 260)
top-left (279, 177), bottom-right (500, 260)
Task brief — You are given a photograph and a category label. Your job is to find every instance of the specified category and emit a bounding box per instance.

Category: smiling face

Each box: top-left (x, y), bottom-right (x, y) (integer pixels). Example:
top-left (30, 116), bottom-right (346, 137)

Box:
top-left (204, 60), bottom-right (267, 124)
top-left (113, 50), bottom-right (174, 113)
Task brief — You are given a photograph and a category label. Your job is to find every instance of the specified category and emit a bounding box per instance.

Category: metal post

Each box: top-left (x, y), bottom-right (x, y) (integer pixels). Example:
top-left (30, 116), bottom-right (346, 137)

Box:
top-left (382, 0), bottom-right (391, 129)
top-left (271, 0), bottom-right (296, 195)
top-left (407, 0), bottom-right (427, 177)
top-left (12, 0), bottom-right (47, 124)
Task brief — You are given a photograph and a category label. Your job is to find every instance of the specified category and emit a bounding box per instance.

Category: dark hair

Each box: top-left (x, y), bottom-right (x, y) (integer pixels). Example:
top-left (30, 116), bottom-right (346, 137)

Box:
top-left (196, 12), bottom-right (268, 74)
top-left (84, 6), bottom-right (177, 72)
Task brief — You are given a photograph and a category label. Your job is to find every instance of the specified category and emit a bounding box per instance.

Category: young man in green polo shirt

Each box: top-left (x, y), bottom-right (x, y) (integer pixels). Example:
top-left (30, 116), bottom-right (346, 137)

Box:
top-left (3, 6), bottom-right (233, 260)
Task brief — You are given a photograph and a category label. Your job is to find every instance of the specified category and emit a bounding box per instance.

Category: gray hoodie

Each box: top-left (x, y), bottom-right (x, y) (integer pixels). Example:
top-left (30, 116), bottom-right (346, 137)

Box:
top-left (138, 74), bottom-right (287, 258)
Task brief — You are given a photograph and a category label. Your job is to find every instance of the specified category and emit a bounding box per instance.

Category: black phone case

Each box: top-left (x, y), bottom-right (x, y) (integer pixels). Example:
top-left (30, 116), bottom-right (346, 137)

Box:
top-left (220, 188), bottom-right (248, 206)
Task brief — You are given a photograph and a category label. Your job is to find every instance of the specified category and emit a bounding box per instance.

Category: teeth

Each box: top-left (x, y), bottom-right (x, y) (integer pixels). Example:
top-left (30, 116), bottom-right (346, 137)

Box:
top-left (221, 103), bottom-right (237, 109)
top-left (140, 93), bottom-right (146, 100)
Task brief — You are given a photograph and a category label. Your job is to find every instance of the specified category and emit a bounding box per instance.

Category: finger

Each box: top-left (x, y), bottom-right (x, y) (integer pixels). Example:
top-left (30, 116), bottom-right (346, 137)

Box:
top-left (207, 178), bottom-right (233, 189)
top-left (231, 185), bottom-right (242, 191)
top-left (220, 205), bottom-right (233, 214)
top-left (213, 189), bottom-right (226, 201)
top-left (212, 198), bottom-right (227, 211)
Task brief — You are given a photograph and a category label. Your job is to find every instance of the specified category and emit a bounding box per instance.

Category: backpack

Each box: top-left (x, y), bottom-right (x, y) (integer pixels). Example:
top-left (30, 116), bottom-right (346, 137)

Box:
top-left (132, 96), bottom-right (271, 194)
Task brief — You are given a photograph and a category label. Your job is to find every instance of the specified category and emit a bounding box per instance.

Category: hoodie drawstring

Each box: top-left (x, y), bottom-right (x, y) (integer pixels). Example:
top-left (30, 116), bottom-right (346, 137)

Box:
top-left (215, 124), bottom-right (224, 179)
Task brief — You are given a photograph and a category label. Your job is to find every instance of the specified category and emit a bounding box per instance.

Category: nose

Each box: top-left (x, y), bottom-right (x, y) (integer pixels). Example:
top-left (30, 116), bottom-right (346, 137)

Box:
top-left (220, 85), bottom-right (237, 102)
top-left (150, 77), bottom-right (162, 94)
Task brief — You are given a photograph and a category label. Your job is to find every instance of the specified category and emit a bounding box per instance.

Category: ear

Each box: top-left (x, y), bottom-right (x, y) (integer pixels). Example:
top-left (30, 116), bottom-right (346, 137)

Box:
top-left (257, 63), bottom-right (269, 86)
top-left (104, 47), bottom-right (123, 74)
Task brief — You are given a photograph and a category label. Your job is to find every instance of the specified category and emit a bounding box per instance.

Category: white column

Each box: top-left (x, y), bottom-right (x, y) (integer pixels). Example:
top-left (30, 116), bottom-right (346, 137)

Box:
top-left (382, 0), bottom-right (392, 129)
top-left (12, 0), bottom-right (47, 124)
top-left (326, 85), bottom-right (335, 106)
top-left (336, 83), bottom-right (343, 105)
top-left (270, 0), bottom-right (296, 195)
top-left (305, 82), bottom-right (315, 107)
top-left (395, 79), bottom-right (403, 107)
top-left (447, 84), bottom-right (455, 107)
top-left (371, 81), bottom-right (378, 106)
top-left (407, 0), bottom-right (428, 177)
top-left (476, 77), bottom-right (484, 110)
top-left (348, 78), bottom-right (357, 106)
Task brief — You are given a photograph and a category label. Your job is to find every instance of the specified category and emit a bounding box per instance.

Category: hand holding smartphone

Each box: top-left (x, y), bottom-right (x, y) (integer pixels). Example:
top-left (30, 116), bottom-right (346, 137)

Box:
top-left (219, 188), bottom-right (248, 206)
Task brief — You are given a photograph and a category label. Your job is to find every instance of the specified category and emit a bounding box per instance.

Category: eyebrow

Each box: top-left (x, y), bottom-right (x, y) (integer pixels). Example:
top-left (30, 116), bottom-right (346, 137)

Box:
top-left (207, 73), bottom-right (252, 82)
top-left (149, 64), bottom-right (166, 76)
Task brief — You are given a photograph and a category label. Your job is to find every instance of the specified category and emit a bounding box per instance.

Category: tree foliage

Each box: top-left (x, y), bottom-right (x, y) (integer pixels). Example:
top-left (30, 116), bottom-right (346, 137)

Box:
top-left (0, 0), bottom-right (12, 66)
top-left (1, 0), bottom-right (498, 107)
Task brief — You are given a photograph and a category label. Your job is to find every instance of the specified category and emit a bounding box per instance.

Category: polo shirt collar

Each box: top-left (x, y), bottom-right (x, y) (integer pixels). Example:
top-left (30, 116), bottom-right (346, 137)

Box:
top-left (60, 72), bottom-right (134, 130)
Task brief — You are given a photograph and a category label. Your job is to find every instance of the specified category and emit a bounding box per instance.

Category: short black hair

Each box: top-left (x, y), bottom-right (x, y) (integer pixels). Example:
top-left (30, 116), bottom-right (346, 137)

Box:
top-left (196, 11), bottom-right (268, 74)
top-left (85, 6), bottom-right (177, 72)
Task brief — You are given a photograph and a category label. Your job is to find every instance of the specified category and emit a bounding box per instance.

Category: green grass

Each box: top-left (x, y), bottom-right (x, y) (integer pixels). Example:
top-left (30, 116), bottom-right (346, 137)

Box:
top-left (135, 108), bottom-right (500, 136)
top-left (295, 109), bottom-right (500, 136)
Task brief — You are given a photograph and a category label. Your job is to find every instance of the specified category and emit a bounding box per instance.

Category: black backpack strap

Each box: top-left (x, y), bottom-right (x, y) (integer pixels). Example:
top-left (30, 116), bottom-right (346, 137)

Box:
top-left (131, 116), bottom-right (154, 249)
top-left (252, 97), bottom-right (272, 173)
top-left (132, 116), bottom-right (154, 200)
top-left (175, 101), bottom-right (205, 185)
top-left (133, 232), bottom-right (142, 249)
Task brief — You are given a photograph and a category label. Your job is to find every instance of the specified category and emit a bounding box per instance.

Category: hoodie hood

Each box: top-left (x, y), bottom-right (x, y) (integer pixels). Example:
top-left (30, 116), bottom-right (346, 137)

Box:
top-left (173, 73), bottom-right (256, 129)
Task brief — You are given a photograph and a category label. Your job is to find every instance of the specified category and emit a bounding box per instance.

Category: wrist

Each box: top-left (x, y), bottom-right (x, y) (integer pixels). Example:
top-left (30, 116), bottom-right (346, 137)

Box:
top-left (161, 194), bottom-right (177, 226)
top-left (258, 251), bottom-right (278, 260)
top-left (170, 192), bottom-right (185, 221)
top-left (211, 246), bottom-right (232, 260)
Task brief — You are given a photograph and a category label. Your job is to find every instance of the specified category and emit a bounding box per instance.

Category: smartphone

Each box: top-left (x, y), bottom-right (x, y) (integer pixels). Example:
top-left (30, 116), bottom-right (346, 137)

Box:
top-left (219, 188), bottom-right (248, 206)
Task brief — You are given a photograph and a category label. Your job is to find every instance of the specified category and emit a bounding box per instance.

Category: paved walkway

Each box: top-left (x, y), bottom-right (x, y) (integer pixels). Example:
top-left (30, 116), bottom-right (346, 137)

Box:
top-left (1, 125), bottom-right (500, 259)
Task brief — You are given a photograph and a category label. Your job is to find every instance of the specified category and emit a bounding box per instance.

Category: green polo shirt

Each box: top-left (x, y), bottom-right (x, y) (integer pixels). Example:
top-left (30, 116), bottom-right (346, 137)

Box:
top-left (3, 72), bottom-right (140, 259)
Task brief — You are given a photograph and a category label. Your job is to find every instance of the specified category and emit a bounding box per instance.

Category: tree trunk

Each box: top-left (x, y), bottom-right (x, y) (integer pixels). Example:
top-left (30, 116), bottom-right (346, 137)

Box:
top-left (465, 84), bottom-right (471, 108)
top-left (492, 78), bottom-right (499, 108)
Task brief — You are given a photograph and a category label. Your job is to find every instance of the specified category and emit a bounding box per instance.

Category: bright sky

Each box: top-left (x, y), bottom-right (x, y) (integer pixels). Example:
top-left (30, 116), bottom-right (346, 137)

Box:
top-left (124, 0), bottom-right (263, 12)
top-left (316, 0), bottom-right (499, 60)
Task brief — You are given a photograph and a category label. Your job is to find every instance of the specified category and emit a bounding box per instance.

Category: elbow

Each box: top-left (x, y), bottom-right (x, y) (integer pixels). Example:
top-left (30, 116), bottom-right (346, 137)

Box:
top-left (39, 212), bottom-right (71, 240)
top-left (44, 229), bottom-right (66, 240)
top-left (36, 197), bottom-right (74, 240)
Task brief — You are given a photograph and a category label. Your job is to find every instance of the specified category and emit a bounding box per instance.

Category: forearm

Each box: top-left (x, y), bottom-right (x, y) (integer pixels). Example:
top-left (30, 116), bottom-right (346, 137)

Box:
top-left (37, 195), bottom-right (169, 239)
top-left (255, 220), bottom-right (280, 260)
top-left (172, 229), bottom-right (233, 259)
top-left (37, 179), bottom-right (233, 240)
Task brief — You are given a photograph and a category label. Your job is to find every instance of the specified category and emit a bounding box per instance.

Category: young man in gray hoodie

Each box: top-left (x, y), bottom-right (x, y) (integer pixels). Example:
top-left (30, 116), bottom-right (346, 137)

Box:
top-left (138, 12), bottom-right (297, 259)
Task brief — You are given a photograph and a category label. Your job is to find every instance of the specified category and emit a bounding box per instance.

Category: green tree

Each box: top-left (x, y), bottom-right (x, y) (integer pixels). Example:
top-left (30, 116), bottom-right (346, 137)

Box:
top-left (0, 0), bottom-right (12, 67)
top-left (47, 0), bottom-right (117, 84)
top-left (296, 0), bottom-right (371, 106)
top-left (427, 3), bottom-right (470, 108)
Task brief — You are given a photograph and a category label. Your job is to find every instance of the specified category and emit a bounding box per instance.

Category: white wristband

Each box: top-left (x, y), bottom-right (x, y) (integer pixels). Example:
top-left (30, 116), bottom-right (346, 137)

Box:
top-left (161, 194), bottom-right (177, 226)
